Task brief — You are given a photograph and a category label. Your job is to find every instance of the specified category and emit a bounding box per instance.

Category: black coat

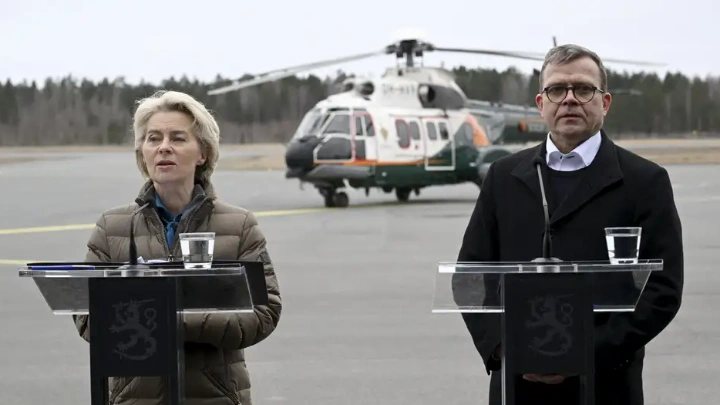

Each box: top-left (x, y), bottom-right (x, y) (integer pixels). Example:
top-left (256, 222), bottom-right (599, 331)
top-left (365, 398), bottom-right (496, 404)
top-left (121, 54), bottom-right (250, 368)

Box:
top-left (456, 130), bottom-right (684, 405)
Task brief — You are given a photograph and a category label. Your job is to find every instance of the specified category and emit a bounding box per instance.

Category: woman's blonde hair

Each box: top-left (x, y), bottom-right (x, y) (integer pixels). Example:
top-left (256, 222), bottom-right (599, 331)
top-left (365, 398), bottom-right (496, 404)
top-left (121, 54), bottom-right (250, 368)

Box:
top-left (133, 90), bottom-right (220, 185)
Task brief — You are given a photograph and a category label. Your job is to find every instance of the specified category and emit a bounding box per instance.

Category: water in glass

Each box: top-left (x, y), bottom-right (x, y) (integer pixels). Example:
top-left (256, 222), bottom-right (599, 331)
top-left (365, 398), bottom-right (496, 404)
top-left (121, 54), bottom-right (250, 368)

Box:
top-left (605, 227), bottom-right (641, 264)
top-left (179, 232), bottom-right (215, 269)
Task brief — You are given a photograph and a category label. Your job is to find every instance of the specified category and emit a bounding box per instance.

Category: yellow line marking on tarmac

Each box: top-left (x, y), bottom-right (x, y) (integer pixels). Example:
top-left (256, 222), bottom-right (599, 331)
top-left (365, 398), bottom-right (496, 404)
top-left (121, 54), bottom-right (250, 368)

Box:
top-left (255, 207), bottom-right (329, 217)
top-left (0, 207), bottom-right (331, 236)
top-left (0, 208), bottom-right (334, 266)
top-left (0, 259), bottom-right (34, 266)
top-left (0, 223), bottom-right (95, 235)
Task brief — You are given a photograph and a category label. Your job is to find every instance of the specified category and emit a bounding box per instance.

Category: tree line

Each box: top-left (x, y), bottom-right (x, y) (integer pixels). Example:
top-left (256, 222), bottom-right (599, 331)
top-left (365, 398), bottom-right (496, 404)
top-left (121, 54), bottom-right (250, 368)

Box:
top-left (0, 66), bottom-right (718, 146)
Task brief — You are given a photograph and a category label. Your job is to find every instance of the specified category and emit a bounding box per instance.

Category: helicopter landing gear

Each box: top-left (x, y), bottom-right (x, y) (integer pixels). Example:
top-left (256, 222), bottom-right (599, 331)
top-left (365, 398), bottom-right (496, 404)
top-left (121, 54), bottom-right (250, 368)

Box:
top-left (320, 187), bottom-right (349, 208)
top-left (395, 187), bottom-right (415, 202)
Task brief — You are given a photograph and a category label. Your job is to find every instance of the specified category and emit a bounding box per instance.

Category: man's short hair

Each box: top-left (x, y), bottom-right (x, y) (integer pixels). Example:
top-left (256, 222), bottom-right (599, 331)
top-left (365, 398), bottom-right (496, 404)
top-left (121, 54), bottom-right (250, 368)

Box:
top-left (538, 44), bottom-right (608, 92)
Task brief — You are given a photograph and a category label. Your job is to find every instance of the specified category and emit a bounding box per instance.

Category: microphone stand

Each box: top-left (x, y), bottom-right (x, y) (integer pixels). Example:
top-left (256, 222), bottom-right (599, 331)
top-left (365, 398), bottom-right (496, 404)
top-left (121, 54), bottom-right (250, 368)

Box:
top-left (117, 200), bottom-right (151, 276)
top-left (530, 162), bottom-right (562, 272)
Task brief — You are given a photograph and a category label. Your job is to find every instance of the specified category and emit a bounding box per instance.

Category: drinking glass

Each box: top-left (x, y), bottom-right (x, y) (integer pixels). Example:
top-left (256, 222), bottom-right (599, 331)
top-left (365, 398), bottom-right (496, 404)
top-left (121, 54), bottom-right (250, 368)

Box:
top-left (179, 232), bottom-right (215, 269)
top-left (605, 227), bottom-right (641, 264)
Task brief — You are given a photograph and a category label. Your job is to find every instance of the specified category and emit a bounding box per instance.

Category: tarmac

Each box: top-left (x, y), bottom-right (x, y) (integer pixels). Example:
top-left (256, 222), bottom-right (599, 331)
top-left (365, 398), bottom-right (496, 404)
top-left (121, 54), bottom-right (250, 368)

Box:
top-left (0, 149), bottom-right (718, 405)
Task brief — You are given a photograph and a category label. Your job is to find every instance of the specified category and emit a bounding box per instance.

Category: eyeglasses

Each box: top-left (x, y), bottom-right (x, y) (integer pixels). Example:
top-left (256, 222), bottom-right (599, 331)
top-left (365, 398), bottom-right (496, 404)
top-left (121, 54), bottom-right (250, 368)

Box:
top-left (542, 84), bottom-right (604, 104)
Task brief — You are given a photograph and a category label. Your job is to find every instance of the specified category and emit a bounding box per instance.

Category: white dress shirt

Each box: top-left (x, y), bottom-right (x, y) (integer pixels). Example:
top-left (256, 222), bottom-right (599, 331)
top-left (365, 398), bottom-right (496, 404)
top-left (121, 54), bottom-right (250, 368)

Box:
top-left (545, 131), bottom-right (601, 171)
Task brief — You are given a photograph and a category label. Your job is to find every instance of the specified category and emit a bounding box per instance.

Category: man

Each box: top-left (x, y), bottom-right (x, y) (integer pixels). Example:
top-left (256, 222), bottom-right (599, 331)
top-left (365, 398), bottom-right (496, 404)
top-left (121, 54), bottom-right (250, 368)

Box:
top-left (456, 44), bottom-right (684, 404)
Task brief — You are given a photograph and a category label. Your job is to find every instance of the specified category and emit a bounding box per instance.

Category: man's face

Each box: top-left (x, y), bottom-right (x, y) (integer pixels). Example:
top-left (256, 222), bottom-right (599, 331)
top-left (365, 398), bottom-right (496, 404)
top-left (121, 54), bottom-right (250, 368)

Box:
top-left (535, 56), bottom-right (612, 143)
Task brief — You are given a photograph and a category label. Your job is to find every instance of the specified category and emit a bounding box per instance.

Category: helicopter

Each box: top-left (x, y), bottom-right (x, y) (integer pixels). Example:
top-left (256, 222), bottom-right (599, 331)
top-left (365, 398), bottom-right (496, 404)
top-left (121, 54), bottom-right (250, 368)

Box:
top-left (208, 36), bottom-right (663, 208)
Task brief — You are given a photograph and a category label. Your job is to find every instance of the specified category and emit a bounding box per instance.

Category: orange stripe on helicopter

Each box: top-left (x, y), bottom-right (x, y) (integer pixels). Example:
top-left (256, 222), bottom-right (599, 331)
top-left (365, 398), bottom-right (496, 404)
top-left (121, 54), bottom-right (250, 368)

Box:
top-left (465, 114), bottom-right (490, 146)
top-left (315, 159), bottom-right (445, 167)
top-left (517, 118), bottom-right (545, 132)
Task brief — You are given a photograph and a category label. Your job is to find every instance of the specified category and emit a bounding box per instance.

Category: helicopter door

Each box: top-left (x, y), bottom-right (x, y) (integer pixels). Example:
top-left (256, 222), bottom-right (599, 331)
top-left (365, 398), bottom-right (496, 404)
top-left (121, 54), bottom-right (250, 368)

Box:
top-left (352, 111), bottom-right (377, 161)
top-left (422, 119), bottom-right (455, 171)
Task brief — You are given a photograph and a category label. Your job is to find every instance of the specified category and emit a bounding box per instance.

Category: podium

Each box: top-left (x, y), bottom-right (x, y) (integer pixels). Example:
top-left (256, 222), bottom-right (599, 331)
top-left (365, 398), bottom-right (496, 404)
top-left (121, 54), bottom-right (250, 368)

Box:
top-left (19, 260), bottom-right (267, 405)
top-left (432, 259), bottom-right (663, 405)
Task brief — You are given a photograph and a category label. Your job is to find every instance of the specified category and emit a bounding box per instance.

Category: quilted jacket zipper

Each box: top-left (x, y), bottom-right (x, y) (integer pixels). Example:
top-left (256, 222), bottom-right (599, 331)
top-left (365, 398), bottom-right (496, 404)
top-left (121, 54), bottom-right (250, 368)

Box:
top-left (202, 369), bottom-right (241, 405)
top-left (108, 377), bottom-right (133, 404)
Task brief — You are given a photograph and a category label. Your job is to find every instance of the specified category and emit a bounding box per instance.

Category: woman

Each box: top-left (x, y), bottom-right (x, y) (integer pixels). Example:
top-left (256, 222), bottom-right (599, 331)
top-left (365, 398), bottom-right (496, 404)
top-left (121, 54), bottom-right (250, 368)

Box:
top-left (73, 90), bottom-right (282, 405)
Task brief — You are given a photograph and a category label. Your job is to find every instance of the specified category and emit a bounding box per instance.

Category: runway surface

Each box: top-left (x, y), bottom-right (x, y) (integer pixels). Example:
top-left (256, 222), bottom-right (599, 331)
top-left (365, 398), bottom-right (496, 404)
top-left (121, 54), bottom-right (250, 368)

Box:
top-left (0, 150), bottom-right (718, 405)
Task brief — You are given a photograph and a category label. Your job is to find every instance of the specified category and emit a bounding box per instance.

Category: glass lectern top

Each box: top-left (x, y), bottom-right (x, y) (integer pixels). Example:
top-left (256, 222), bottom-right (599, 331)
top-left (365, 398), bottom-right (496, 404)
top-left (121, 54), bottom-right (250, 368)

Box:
top-left (439, 259), bottom-right (663, 273)
top-left (19, 267), bottom-right (245, 278)
top-left (432, 259), bottom-right (663, 314)
top-left (19, 263), bottom-right (255, 316)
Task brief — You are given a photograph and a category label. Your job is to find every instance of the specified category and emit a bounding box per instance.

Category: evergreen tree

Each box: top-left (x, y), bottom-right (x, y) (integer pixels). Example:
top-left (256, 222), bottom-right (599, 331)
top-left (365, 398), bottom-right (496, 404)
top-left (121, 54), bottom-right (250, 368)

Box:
top-left (0, 66), bottom-right (716, 146)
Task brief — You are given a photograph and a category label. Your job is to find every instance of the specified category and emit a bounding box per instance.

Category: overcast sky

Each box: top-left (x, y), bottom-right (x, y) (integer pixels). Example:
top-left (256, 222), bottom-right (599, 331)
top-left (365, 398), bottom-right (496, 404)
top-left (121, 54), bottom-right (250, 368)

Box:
top-left (1, 0), bottom-right (718, 87)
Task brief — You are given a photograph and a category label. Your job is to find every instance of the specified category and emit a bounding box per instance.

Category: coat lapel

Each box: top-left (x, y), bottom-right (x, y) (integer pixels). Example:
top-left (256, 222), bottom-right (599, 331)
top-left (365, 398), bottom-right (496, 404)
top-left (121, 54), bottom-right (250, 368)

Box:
top-left (509, 130), bottom-right (624, 226)
top-left (510, 141), bottom-right (547, 204)
top-left (548, 130), bottom-right (624, 225)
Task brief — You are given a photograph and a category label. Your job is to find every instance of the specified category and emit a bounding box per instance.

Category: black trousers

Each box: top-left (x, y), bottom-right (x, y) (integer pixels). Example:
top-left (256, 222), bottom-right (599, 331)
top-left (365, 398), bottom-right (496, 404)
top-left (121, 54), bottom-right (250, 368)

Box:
top-left (487, 356), bottom-right (644, 405)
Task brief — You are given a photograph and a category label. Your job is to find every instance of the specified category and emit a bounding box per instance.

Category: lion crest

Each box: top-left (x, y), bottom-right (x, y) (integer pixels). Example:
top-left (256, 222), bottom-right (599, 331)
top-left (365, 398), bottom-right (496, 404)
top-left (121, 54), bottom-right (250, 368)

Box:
top-left (108, 299), bottom-right (158, 361)
top-left (524, 294), bottom-right (574, 357)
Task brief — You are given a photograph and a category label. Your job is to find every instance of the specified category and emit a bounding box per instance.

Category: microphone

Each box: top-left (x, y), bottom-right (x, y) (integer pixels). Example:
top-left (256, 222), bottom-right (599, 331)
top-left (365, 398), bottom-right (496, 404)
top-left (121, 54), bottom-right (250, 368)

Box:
top-left (117, 199), bottom-right (152, 275)
top-left (531, 157), bottom-right (562, 270)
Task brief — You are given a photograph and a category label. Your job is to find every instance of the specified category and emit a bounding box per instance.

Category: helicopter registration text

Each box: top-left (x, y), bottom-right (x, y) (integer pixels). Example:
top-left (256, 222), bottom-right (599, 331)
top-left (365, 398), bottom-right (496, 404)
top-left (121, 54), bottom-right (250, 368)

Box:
top-left (381, 83), bottom-right (417, 95)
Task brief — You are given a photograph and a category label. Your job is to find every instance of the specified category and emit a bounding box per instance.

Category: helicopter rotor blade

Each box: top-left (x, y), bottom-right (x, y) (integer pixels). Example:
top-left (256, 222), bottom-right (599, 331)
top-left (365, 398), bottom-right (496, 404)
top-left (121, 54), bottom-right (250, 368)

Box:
top-left (433, 46), bottom-right (665, 67)
top-left (611, 88), bottom-right (643, 95)
top-left (596, 57), bottom-right (666, 67)
top-left (430, 46), bottom-right (547, 62)
top-left (208, 49), bottom-right (386, 95)
top-left (208, 37), bottom-right (666, 96)
top-left (494, 48), bottom-right (666, 67)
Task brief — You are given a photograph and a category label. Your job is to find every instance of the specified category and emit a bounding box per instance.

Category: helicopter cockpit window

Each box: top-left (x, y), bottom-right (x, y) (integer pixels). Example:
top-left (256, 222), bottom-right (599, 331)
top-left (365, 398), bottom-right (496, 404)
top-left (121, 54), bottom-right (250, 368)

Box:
top-left (438, 122), bottom-right (449, 140)
top-left (426, 122), bottom-right (438, 140)
top-left (365, 117), bottom-right (375, 137)
top-left (355, 116), bottom-right (364, 136)
top-left (293, 109), bottom-right (326, 139)
top-left (321, 113), bottom-right (351, 135)
top-left (353, 113), bottom-right (375, 137)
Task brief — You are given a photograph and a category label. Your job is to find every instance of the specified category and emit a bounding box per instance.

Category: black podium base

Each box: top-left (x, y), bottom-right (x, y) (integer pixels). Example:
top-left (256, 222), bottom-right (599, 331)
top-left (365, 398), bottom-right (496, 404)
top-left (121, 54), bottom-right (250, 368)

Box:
top-left (88, 276), bottom-right (184, 404)
top-left (501, 272), bottom-right (595, 405)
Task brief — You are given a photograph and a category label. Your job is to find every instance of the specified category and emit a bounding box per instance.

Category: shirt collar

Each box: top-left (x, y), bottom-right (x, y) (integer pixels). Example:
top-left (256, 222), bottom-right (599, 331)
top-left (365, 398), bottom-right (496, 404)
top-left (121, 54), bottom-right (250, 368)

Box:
top-left (155, 193), bottom-right (183, 223)
top-left (545, 131), bottom-right (601, 168)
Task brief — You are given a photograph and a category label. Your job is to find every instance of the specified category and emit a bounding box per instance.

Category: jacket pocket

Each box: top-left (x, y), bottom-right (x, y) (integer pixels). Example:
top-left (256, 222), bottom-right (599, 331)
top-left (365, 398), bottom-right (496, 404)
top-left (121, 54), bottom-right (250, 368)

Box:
top-left (202, 369), bottom-right (240, 405)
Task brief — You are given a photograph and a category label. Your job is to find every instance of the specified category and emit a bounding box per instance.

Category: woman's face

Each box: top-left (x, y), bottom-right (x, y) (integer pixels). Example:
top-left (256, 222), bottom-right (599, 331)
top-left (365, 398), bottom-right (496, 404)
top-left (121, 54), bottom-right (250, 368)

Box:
top-left (141, 111), bottom-right (206, 187)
